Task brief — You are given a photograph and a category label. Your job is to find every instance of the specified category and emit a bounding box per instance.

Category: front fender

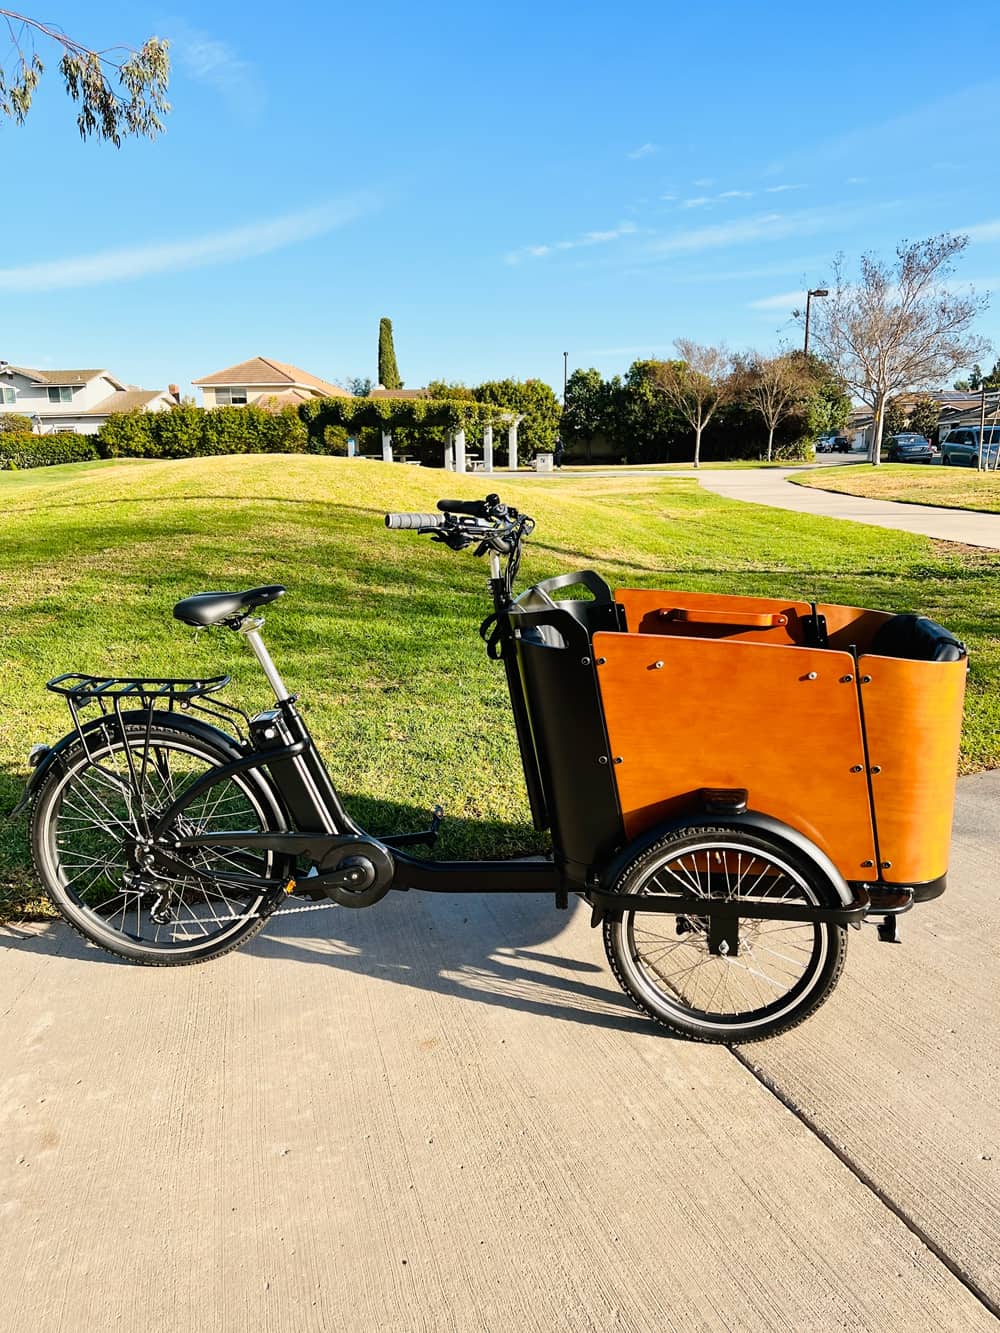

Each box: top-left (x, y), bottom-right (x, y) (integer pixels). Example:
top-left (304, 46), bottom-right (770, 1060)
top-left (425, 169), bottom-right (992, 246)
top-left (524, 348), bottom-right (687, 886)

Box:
top-left (8, 710), bottom-right (250, 818)
top-left (594, 809), bottom-right (854, 910)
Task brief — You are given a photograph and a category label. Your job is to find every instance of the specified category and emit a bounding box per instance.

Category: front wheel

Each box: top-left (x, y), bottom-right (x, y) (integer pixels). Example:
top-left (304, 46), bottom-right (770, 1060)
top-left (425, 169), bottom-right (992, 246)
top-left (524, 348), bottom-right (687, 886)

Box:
top-left (603, 825), bottom-right (847, 1043)
top-left (30, 720), bottom-right (292, 965)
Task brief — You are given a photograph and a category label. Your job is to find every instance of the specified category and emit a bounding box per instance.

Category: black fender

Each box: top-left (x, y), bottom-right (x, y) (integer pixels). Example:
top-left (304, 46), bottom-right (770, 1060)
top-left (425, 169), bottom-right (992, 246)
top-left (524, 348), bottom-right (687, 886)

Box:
top-left (592, 809), bottom-right (855, 918)
top-left (10, 710), bottom-right (284, 823)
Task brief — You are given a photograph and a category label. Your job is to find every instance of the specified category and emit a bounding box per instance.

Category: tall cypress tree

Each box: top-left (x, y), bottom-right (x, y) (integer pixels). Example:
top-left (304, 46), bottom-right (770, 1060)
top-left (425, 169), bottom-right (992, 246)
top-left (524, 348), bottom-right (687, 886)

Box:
top-left (378, 318), bottom-right (403, 389)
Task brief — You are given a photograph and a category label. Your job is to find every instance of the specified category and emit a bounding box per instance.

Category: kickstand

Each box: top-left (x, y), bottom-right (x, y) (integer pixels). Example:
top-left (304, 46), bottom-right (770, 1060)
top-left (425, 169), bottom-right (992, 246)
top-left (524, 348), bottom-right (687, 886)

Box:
top-left (876, 915), bottom-right (902, 944)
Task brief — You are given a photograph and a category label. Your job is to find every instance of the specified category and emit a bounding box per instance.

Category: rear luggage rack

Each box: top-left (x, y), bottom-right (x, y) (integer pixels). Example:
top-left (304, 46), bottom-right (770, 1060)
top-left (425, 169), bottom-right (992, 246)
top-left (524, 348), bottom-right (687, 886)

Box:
top-left (46, 673), bottom-right (249, 752)
top-left (47, 673), bottom-right (231, 703)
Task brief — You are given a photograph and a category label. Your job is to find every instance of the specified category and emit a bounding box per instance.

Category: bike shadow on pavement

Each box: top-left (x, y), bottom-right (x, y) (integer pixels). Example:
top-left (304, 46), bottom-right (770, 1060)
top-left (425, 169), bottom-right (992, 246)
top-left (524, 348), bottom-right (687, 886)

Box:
top-left (247, 796), bottom-right (655, 1035)
top-left (0, 790), bottom-right (657, 1035)
top-left (251, 890), bottom-right (655, 1035)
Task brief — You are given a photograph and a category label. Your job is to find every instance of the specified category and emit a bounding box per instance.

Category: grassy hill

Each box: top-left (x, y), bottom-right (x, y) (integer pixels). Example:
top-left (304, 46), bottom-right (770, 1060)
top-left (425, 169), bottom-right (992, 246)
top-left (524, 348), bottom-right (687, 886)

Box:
top-left (2, 456), bottom-right (998, 916)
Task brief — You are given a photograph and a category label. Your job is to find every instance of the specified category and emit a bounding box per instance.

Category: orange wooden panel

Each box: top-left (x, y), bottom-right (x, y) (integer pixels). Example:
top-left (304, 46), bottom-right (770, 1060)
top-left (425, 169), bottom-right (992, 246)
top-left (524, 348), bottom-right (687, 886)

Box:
top-left (593, 631), bottom-right (878, 880)
top-left (615, 589), bottom-right (814, 646)
top-left (815, 603), bottom-right (893, 654)
top-left (858, 654), bottom-right (967, 884)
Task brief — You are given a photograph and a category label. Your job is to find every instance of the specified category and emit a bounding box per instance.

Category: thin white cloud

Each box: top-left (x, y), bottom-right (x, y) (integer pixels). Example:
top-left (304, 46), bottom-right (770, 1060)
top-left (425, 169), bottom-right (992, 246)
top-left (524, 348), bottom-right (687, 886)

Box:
top-left (965, 220), bottom-right (1000, 242)
top-left (627, 142), bottom-right (659, 159)
top-left (845, 176), bottom-right (867, 185)
top-left (764, 183), bottom-right (806, 194)
top-left (718, 189), bottom-right (753, 199)
top-left (681, 197), bottom-right (712, 209)
top-left (693, 177), bottom-right (714, 188)
top-left (506, 221), bottom-right (637, 264)
top-left (167, 19), bottom-right (260, 119)
top-left (0, 198), bottom-right (376, 293)
top-left (748, 289), bottom-right (807, 310)
top-left (647, 211), bottom-right (800, 257)
top-left (660, 193), bottom-right (677, 201)
top-left (638, 204), bottom-right (868, 266)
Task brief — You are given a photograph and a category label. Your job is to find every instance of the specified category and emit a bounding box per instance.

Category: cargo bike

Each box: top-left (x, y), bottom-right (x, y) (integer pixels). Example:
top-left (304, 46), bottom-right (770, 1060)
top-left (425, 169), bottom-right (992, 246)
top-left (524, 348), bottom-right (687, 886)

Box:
top-left (19, 495), bottom-right (969, 1043)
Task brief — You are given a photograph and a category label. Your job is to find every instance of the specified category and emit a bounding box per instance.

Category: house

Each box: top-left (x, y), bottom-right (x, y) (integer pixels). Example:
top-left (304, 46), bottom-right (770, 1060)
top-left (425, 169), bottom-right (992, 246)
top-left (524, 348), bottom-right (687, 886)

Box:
top-left (192, 357), bottom-right (350, 409)
top-left (0, 364), bottom-right (177, 435)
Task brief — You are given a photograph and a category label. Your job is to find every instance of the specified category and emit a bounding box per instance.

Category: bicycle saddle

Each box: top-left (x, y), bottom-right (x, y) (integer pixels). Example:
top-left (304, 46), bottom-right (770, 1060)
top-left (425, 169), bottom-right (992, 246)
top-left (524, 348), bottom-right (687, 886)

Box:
top-left (173, 585), bottom-right (286, 628)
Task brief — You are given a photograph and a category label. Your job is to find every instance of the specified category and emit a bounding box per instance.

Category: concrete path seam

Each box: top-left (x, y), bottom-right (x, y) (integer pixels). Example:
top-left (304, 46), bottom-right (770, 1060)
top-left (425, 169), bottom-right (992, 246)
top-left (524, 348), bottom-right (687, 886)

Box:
top-left (728, 1043), bottom-right (1000, 1320)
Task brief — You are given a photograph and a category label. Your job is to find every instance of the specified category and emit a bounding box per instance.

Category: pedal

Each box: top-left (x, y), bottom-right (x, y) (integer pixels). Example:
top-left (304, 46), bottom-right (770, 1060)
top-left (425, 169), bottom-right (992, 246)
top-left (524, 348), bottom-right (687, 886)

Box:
top-left (380, 805), bottom-right (445, 851)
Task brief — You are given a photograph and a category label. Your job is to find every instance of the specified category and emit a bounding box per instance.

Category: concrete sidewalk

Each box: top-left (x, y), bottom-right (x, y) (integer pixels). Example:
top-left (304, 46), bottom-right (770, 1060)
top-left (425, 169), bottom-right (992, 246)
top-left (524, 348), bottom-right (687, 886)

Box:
top-left (1, 773), bottom-right (998, 1331)
top-left (692, 467), bottom-right (1000, 549)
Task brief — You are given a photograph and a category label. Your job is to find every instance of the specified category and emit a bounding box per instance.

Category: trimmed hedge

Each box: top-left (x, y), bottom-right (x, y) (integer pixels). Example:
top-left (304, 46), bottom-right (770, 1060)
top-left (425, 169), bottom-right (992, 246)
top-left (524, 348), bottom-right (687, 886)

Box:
top-left (0, 433), bottom-right (101, 469)
top-left (97, 405), bottom-right (308, 459)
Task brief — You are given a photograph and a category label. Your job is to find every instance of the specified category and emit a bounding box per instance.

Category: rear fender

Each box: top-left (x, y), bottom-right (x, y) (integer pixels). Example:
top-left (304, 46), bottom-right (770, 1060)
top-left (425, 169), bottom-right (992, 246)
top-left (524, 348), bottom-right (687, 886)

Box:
top-left (591, 808), bottom-right (854, 924)
top-left (9, 710), bottom-right (272, 818)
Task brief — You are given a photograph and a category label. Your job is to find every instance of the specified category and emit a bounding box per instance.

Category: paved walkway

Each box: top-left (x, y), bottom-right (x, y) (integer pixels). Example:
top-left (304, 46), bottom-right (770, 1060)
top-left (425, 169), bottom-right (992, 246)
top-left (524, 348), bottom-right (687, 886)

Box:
top-left (526, 460), bottom-right (1000, 548)
top-left (689, 468), bottom-right (1000, 549)
top-left (1, 773), bottom-right (998, 1331)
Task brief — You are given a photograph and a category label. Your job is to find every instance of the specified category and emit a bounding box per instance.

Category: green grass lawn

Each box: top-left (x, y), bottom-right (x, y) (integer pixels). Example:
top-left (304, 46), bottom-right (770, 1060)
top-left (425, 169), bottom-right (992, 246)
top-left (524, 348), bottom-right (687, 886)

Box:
top-left (2, 456), bottom-right (998, 918)
top-left (792, 462), bottom-right (1000, 514)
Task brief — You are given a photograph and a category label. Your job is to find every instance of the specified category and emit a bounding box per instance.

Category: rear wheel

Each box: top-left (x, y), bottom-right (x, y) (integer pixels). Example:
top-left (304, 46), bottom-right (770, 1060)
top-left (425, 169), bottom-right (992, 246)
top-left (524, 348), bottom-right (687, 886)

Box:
top-left (603, 825), bottom-right (847, 1043)
top-left (30, 721), bottom-right (291, 965)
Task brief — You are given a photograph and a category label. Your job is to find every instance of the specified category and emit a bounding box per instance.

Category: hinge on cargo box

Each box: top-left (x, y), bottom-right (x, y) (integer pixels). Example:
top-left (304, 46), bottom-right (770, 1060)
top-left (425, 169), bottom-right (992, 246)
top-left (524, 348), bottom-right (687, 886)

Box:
top-left (802, 602), bottom-right (829, 648)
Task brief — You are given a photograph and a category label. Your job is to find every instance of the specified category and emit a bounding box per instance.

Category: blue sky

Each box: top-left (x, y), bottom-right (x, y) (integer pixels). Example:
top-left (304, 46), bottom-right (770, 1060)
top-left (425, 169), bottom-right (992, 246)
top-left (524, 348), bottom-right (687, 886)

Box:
top-left (2, 0), bottom-right (999, 396)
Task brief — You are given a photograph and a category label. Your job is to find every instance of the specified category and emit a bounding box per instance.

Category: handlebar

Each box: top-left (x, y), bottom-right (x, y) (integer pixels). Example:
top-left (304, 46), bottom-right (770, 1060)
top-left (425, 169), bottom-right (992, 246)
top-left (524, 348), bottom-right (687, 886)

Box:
top-left (385, 512), bottom-right (447, 530)
top-left (436, 498), bottom-right (493, 518)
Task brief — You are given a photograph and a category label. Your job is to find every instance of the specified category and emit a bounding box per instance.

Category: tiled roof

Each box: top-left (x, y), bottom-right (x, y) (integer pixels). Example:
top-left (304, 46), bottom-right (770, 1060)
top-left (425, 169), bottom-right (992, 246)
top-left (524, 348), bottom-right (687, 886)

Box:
top-left (4, 366), bottom-right (111, 386)
top-left (86, 390), bottom-right (169, 415)
top-left (193, 356), bottom-right (349, 396)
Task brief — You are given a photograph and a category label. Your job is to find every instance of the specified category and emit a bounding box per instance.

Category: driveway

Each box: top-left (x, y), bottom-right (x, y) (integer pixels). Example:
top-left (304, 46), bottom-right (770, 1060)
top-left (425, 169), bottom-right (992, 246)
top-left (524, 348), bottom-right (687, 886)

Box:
top-left (1, 772), bottom-right (998, 1332)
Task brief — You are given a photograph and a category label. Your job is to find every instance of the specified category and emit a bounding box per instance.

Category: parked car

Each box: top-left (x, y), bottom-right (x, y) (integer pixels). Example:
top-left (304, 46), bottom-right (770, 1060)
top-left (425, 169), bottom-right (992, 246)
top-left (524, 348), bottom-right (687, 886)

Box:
top-left (832, 436), bottom-right (852, 452)
top-left (940, 426), bottom-right (1000, 467)
top-left (816, 435), bottom-right (836, 453)
top-left (886, 433), bottom-right (933, 463)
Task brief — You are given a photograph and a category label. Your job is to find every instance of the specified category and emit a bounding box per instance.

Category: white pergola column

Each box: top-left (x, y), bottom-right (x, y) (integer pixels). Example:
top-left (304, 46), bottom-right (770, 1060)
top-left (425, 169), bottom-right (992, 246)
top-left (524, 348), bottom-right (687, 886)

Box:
top-left (507, 420), bottom-right (519, 471)
top-left (381, 430), bottom-right (393, 463)
top-left (443, 430), bottom-right (454, 471)
top-left (454, 428), bottom-right (466, 474)
top-left (483, 423), bottom-right (493, 473)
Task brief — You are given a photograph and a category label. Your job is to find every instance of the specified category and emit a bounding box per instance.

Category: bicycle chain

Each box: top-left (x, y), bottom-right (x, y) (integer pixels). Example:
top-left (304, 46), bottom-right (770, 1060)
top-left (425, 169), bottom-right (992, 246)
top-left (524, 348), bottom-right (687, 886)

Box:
top-left (208, 898), bottom-right (340, 922)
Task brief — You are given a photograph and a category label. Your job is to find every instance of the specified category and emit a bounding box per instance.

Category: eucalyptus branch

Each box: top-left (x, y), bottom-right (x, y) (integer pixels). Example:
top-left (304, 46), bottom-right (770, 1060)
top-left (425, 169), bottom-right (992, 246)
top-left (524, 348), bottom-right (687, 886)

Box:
top-left (0, 9), bottom-right (169, 144)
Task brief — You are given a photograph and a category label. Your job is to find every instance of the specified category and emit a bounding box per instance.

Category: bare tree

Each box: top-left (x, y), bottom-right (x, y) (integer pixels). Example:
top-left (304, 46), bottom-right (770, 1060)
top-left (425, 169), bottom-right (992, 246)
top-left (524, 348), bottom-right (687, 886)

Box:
top-left (654, 340), bottom-right (736, 468)
top-left (807, 235), bottom-right (990, 466)
top-left (0, 10), bottom-right (169, 143)
top-left (740, 352), bottom-right (813, 461)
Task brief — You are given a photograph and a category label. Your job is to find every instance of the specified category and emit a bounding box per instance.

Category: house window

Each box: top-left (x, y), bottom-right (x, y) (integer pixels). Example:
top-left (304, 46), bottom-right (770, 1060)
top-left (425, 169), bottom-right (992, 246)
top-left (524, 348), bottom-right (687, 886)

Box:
top-left (1, 386), bottom-right (14, 405)
top-left (47, 386), bottom-right (73, 403)
top-left (214, 387), bottom-right (248, 406)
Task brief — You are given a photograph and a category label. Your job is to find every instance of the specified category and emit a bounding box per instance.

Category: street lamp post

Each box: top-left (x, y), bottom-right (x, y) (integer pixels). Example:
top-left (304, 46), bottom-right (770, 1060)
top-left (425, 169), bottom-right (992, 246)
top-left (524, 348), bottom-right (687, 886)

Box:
top-left (803, 288), bottom-right (829, 356)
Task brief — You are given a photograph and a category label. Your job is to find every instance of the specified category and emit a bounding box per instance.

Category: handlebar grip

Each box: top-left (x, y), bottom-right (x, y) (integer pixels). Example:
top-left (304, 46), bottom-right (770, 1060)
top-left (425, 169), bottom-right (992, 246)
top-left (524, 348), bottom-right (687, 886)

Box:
top-left (385, 512), bottom-right (447, 530)
top-left (436, 499), bottom-right (489, 518)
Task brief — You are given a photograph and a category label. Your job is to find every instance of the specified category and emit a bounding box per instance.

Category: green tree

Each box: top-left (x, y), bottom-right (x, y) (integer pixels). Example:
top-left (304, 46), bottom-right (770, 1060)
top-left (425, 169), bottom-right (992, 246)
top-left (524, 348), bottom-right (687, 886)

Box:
top-left (473, 379), bottom-right (561, 464)
top-left (378, 318), bottom-right (402, 390)
top-left (561, 367), bottom-right (624, 460)
top-left (0, 11), bottom-right (169, 143)
top-left (908, 394), bottom-right (940, 441)
top-left (883, 397), bottom-right (908, 438)
top-left (346, 376), bottom-right (372, 397)
top-left (0, 411), bottom-right (32, 435)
